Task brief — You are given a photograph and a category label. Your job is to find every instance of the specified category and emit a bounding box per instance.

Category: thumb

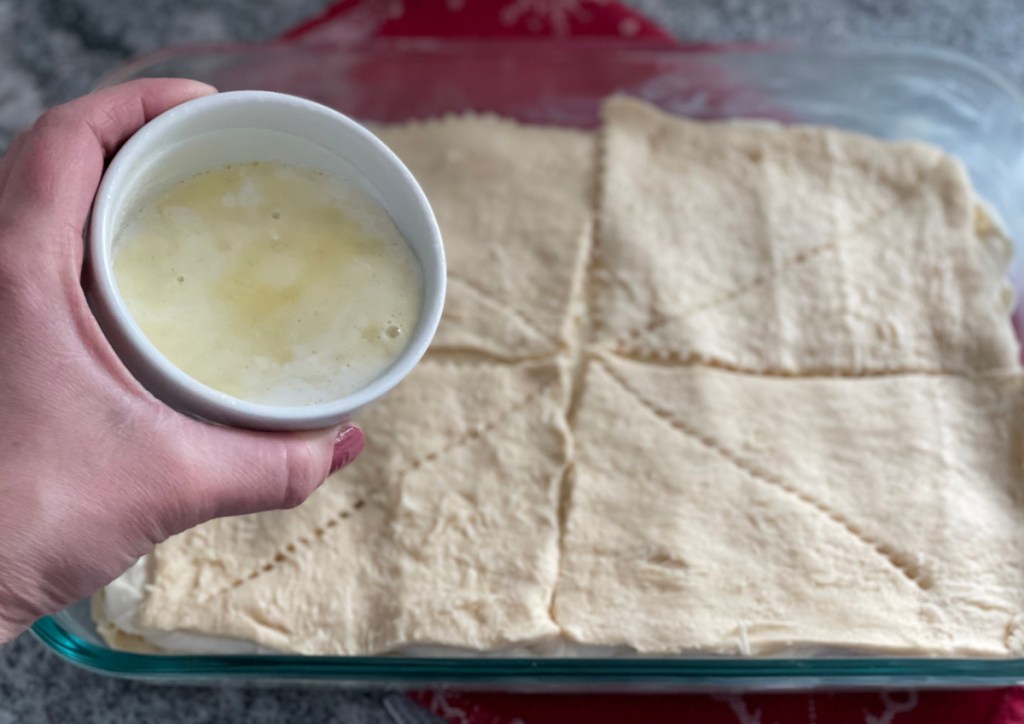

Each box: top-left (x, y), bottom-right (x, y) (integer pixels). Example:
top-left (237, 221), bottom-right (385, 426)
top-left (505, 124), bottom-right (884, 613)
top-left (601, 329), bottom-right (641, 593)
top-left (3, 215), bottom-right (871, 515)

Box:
top-left (172, 422), bottom-right (366, 525)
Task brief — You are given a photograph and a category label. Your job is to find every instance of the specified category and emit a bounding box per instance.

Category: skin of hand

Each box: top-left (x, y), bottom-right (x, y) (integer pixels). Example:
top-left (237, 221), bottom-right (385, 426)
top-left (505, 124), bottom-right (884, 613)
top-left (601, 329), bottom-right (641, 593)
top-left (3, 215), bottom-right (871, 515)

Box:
top-left (0, 79), bottom-right (365, 644)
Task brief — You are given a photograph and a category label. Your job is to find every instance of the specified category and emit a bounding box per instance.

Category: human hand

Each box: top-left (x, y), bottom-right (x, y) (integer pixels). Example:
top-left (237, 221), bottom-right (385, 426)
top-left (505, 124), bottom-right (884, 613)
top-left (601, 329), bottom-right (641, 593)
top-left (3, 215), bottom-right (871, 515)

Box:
top-left (0, 79), bottom-right (365, 643)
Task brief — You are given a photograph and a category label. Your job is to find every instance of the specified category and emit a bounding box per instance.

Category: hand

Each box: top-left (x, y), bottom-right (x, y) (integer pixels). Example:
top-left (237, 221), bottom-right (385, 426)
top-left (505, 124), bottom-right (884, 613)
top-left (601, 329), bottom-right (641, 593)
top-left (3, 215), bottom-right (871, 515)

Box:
top-left (0, 79), bottom-right (365, 643)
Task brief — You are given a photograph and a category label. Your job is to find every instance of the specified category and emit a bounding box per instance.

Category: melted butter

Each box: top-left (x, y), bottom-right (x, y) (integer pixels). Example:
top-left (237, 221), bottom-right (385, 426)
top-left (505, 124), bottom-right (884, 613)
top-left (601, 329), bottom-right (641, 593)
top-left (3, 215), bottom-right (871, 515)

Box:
top-left (114, 161), bottom-right (423, 406)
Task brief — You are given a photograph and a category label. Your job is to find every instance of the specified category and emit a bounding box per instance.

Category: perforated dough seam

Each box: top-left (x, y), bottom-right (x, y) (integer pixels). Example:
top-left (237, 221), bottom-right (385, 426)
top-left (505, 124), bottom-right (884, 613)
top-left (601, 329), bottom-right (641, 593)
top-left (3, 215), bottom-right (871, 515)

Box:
top-left (597, 356), bottom-right (935, 594)
top-left (606, 156), bottom-right (948, 353)
top-left (200, 382), bottom-right (554, 602)
top-left (446, 271), bottom-right (554, 348)
top-left (604, 347), bottom-right (975, 378)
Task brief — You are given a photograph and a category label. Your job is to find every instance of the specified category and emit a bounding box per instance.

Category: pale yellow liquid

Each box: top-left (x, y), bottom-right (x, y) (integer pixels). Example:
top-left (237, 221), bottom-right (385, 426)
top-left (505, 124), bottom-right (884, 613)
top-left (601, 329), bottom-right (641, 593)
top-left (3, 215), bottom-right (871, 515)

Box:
top-left (114, 162), bottom-right (423, 406)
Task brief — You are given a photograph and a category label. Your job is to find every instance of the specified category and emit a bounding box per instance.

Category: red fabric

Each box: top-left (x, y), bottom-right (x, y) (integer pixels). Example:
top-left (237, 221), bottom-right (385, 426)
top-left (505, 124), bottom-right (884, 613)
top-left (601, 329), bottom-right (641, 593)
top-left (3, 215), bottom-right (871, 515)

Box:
top-left (278, 2), bottom-right (1024, 722)
top-left (285, 0), bottom-right (675, 43)
top-left (409, 689), bottom-right (1024, 724)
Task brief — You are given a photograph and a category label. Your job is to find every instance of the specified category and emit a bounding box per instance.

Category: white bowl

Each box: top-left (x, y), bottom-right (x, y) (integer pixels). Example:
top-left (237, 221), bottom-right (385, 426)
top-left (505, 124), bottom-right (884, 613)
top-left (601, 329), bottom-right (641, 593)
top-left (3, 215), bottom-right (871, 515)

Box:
top-left (88, 90), bottom-right (445, 430)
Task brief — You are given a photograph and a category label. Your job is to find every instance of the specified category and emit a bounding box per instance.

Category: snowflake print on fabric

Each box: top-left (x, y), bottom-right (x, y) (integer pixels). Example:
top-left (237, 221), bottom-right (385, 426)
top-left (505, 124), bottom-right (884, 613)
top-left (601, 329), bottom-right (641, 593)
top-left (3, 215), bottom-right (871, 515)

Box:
top-left (618, 15), bottom-right (640, 36)
top-left (286, 0), bottom-right (674, 41)
top-left (863, 691), bottom-right (920, 724)
top-left (499, 0), bottom-right (609, 36)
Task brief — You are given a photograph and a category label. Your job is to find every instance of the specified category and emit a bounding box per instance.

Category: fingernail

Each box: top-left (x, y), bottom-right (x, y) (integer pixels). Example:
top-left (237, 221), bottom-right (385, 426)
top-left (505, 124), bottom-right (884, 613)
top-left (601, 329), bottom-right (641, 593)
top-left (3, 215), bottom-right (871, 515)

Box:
top-left (329, 425), bottom-right (365, 475)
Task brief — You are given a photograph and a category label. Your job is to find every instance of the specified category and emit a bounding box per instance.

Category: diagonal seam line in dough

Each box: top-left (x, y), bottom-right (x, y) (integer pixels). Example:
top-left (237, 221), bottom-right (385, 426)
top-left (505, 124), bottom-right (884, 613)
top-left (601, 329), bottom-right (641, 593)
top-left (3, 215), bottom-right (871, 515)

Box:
top-left (605, 347), bottom-right (974, 378)
top-left (445, 272), bottom-right (554, 349)
top-left (609, 157), bottom-right (949, 352)
top-left (606, 350), bottom-right (1007, 503)
top-left (596, 356), bottom-right (935, 594)
top-left (198, 381), bottom-right (554, 603)
top-left (425, 347), bottom-right (561, 365)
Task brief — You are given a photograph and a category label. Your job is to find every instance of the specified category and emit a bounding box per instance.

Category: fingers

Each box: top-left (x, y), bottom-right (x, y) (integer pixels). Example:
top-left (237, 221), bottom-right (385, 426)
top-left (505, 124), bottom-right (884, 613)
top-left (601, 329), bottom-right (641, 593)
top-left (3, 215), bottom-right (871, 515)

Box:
top-left (168, 422), bottom-right (366, 528)
top-left (0, 79), bottom-right (216, 272)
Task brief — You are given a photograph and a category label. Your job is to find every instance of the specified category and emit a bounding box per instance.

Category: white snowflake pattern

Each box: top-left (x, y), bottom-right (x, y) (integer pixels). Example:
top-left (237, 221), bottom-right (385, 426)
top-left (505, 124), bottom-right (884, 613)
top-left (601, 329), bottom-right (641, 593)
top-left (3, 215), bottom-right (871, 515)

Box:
top-left (425, 691), bottom-right (471, 724)
top-left (714, 693), bottom-right (763, 724)
top-left (386, 0), bottom-right (405, 19)
top-left (863, 691), bottom-right (920, 724)
top-left (498, 0), bottom-right (609, 36)
top-left (618, 15), bottom-right (640, 37)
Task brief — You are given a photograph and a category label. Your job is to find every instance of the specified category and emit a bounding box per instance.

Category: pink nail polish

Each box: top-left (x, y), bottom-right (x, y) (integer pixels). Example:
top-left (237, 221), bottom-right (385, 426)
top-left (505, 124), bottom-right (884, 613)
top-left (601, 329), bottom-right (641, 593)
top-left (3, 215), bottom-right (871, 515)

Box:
top-left (330, 425), bottom-right (365, 474)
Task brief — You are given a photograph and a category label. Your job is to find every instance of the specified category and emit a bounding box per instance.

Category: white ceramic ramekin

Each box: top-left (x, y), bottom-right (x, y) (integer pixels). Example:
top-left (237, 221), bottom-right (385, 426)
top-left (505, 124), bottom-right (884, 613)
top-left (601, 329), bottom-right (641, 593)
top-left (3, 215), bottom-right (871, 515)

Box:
top-left (88, 90), bottom-right (445, 430)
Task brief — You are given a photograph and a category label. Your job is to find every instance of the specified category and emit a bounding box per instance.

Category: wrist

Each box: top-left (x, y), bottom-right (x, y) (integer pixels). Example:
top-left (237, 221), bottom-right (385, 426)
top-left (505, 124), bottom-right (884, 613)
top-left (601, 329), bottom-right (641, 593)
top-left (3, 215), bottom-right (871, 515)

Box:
top-left (0, 609), bottom-right (25, 644)
top-left (0, 580), bottom-right (35, 645)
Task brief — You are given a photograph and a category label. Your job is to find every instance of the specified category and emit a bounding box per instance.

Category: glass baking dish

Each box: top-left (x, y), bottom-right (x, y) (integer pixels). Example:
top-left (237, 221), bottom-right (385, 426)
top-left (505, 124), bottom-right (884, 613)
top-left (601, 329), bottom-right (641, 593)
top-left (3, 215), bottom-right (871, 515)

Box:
top-left (33, 40), bottom-right (1024, 689)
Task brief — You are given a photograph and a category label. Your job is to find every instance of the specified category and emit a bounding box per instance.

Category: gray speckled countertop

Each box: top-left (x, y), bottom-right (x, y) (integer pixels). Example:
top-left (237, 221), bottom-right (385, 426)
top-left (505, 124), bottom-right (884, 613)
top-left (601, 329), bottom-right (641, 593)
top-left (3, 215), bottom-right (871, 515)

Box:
top-left (1, 1), bottom-right (1022, 721)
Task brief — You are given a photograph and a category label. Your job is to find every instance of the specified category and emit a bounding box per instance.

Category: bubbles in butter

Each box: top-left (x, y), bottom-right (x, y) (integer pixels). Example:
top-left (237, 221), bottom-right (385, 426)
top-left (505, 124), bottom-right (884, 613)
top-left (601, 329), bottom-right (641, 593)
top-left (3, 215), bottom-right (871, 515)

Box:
top-left (113, 161), bottom-right (423, 406)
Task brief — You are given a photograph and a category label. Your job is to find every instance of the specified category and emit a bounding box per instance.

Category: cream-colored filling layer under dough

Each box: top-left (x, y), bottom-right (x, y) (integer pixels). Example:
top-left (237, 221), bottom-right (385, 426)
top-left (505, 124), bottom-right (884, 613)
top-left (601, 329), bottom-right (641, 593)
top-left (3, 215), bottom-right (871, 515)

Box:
top-left (98, 100), bottom-right (1024, 657)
